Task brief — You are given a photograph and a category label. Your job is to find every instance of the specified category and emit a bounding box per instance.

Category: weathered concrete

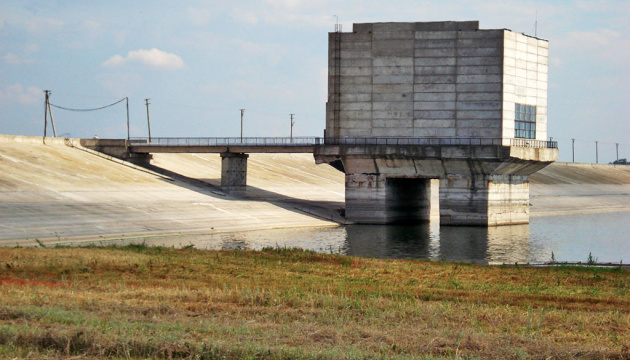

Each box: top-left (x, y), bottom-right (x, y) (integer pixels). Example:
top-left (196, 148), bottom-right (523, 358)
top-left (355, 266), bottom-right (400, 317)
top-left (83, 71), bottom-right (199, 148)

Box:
top-left (321, 20), bottom-right (557, 226)
top-left (327, 21), bottom-right (549, 142)
top-left (220, 152), bottom-right (248, 192)
top-left (0, 135), bottom-right (627, 247)
top-left (0, 135), bottom-right (345, 247)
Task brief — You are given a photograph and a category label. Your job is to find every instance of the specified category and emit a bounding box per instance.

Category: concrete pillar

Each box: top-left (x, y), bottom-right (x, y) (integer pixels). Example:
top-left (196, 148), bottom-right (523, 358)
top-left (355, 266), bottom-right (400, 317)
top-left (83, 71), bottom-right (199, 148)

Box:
top-left (345, 174), bottom-right (387, 224)
top-left (345, 174), bottom-right (432, 224)
top-left (127, 153), bottom-right (152, 167)
top-left (439, 174), bottom-right (530, 226)
top-left (220, 152), bottom-right (248, 193)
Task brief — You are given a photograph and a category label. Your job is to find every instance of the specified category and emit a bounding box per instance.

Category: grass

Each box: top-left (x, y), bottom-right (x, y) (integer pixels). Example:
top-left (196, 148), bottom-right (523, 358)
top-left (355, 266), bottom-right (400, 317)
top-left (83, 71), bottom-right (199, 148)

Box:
top-left (0, 244), bottom-right (629, 359)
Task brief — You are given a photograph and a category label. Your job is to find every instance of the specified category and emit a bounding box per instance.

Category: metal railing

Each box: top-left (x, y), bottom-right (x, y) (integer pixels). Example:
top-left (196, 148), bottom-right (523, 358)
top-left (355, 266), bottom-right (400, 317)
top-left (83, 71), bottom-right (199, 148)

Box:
top-left (129, 137), bottom-right (321, 146)
top-left (323, 137), bottom-right (557, 148)
top-left (129, 137), bottom-right (557, 149)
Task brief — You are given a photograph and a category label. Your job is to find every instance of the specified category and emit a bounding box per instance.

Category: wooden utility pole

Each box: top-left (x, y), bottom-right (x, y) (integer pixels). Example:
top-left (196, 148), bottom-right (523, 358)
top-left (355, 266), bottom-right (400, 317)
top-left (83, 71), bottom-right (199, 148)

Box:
top-left (145, 99), bottom-right (152, 142)
top-left (572, 138), bottom-right (575, 163)
top-left (290, 113), bottom-right (295, 142)
top-left (43, 90), bottom-right (57, 138)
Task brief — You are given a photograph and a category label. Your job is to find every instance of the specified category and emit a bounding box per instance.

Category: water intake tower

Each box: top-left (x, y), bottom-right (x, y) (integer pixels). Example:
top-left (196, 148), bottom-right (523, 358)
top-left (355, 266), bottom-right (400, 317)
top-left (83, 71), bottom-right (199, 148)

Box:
top-left (314, 21), bottom-right (559, 226)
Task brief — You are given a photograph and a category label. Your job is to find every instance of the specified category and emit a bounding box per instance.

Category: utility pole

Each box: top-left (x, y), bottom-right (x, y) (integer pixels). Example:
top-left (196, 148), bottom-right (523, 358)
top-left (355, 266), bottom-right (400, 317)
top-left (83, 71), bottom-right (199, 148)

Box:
top-left (43, 90), bottom-right (57, 138)
top-left (595, 141), bottom-right (599, 164)
top-left (126, 97), bottom-right (130, 140)
top-left (145, 99), bottom-right (152, 142)
top-left (290, 113), bottom-right (295, 142)
top-left (616, 143), bottom-right (619, 162)
top-left (572, 138), bottom-right (575, 163)
top-left (43, 90), bottom-right (49, 138)
top-left (240, 109), bottom-right (245, 142)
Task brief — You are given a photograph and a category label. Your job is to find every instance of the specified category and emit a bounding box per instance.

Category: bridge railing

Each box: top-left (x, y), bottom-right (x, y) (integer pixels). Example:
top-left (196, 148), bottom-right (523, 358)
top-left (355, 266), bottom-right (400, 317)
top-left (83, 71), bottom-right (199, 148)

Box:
top-left (323, 137), bottom-right (557, 149)
top-left (129, 137), bottom-right (557, 149)
top-left (129, 137), bottom-right (321, 146)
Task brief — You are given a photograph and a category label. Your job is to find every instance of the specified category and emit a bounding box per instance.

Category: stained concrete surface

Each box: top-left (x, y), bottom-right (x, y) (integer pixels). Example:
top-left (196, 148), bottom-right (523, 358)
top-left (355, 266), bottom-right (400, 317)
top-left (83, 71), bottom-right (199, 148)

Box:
top-left (530, 162), bottom-right (630, 215)
top-left (0, 135), bottom-right (628, 246)
top-left (0, 136), bottom-right (345, 247)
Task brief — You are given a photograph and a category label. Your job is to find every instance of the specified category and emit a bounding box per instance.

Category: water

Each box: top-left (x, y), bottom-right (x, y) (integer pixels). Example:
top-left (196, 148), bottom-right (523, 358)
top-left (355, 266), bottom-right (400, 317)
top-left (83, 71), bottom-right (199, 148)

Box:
top-left (141, 211), bottom-right (630, 265)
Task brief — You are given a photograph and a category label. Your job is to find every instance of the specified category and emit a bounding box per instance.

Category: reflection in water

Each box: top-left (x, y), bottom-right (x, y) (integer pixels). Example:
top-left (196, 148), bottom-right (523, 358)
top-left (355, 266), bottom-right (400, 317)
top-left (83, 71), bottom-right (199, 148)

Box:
top-left (346, 223), bottom-right (532, 264)
top-left (345, 224), bottom-right (438, 259)
top-left (438, 225), bottom-right (531, 264)
top-left (139, 211), bottom-right (629, 264)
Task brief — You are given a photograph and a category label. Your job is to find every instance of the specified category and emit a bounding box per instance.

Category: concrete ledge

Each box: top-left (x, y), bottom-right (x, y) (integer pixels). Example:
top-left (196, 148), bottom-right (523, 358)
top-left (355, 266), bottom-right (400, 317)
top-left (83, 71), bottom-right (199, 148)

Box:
top-left (0, 134), bottom-right (74, 146)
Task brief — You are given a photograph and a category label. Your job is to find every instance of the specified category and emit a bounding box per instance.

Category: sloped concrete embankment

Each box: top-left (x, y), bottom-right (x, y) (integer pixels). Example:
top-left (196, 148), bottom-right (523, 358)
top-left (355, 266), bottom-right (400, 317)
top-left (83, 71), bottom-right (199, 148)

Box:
top-left (529, 162), bottom-right (630, 215)
top-left (0, 135), bottom-right (344, 247)
top-left (0, 134), bottom-right (628, 246)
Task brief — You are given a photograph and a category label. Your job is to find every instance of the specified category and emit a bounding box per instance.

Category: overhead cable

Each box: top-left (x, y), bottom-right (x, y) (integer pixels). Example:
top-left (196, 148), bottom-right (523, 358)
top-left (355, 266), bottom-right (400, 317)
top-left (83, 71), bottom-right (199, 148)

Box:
top-left (49, 97), bottom-right (127, 112)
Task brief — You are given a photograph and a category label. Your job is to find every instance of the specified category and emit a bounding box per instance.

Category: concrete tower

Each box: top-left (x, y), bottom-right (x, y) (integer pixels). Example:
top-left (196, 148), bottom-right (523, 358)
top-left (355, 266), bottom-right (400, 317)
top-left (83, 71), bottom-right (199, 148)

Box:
top-left (315, 21), bottom-right (558, 226)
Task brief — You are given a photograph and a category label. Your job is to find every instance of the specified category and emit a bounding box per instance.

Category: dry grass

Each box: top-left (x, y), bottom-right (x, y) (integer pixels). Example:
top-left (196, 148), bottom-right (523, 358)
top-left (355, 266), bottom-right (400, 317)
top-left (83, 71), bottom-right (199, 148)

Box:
top-left (0, 244), bottom-right (629, 359)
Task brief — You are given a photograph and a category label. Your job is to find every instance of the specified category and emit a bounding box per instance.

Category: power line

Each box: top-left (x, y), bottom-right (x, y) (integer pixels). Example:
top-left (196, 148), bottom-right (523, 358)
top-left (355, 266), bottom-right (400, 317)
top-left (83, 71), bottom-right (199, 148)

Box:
top-left (49, 97), bottom-right (127, 112)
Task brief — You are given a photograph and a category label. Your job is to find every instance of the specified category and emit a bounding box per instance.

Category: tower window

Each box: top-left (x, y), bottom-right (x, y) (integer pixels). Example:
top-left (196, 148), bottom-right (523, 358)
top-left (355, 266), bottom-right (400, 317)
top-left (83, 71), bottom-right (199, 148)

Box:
top-left (514, 103), bottom-right (536, 139)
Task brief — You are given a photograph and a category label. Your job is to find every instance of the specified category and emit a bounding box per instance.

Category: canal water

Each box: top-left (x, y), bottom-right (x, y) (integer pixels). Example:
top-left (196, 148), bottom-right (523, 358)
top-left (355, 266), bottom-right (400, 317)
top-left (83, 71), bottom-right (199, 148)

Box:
top-left (142, 211), bottom-right (629, 265)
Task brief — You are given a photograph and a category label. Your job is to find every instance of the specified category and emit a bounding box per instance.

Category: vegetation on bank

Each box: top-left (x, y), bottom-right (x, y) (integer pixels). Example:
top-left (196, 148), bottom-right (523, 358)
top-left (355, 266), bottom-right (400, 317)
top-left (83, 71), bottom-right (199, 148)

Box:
top-left (0, 245), bottom-right (629, 359)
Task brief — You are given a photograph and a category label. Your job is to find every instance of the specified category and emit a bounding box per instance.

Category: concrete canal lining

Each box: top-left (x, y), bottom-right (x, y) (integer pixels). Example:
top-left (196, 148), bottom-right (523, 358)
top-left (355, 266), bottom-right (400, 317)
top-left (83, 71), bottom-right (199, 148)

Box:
top-left (0, 135), bottom-right (628, 246)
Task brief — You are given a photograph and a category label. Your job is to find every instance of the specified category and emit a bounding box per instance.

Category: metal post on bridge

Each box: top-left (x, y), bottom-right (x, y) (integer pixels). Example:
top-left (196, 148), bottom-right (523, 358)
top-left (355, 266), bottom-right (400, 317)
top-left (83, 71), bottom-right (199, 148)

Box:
top-left (290, 113), bottom-right (295, 143)
top-left (240, 109), bottom-right (245, 143)
top-left (145, 98), bottom-right (152, 143)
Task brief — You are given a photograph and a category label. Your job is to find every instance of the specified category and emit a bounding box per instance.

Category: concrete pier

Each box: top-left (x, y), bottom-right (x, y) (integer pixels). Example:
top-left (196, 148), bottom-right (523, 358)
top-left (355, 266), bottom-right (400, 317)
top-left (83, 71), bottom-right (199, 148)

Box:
top-left (220, 152), bottom-right (248, 192)
top-left (439, 174), bottom-right (530, 226)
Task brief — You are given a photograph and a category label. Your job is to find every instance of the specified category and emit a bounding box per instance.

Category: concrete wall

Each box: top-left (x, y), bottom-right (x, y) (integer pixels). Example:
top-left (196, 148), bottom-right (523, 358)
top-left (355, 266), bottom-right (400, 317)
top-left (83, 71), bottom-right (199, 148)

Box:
top-left (502, 32), bottom-right (548, 142)
top-left (327, 21), bottom-right (549, 142)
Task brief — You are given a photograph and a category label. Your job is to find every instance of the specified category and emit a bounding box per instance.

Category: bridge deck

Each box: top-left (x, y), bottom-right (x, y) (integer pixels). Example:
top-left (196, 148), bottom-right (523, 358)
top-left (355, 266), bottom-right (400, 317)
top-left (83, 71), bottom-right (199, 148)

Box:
top-left (128, 137), bottom-right (319, 154)
top-left (127, 137), bottom-right (557, 154)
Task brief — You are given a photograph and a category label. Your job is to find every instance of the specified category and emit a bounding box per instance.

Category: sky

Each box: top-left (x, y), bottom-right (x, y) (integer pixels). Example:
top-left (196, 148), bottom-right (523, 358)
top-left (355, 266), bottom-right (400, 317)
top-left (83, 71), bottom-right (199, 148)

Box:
top-left (0, 0), bottom-right (628, 163)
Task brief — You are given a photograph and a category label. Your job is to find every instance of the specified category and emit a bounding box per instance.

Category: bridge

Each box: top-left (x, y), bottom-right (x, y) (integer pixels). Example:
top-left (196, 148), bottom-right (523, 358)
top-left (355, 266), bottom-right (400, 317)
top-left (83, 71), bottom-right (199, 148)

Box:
top-left (80, 136), bottom-right (558, 226)
top-left (127, 137), bottom-right (320, 154)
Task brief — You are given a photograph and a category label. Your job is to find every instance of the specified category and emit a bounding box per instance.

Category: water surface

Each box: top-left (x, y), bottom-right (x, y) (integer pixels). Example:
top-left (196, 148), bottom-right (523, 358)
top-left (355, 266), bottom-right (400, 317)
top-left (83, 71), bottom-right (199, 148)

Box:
top-left (140, 211), bottom-right (629, 265)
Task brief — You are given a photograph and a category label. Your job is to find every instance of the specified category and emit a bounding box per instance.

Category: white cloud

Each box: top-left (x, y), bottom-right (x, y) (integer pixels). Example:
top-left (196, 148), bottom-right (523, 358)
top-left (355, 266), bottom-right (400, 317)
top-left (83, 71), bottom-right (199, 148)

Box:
top-left (102, 48), bottom-right (185, 70)
top-left (0, 84), bottom-right (41, 105)
top-left (3, 53), bottom-right (35, 65)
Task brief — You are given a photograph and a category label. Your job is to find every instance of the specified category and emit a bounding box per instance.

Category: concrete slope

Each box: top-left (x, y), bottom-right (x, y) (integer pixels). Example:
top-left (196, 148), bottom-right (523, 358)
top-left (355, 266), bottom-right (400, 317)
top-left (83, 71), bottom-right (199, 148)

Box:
top-left (0, 135), bottom-right (344, 246)
top-left (1, 135), bottom-right (628, 247)
top-left (529, 162), bottom-right (630, 215)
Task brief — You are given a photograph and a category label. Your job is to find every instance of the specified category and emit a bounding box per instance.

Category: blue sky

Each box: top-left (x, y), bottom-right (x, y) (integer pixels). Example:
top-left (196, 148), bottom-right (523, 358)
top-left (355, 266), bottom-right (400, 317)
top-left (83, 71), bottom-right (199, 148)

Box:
top-left (0, 0), bottom-right (628, 163)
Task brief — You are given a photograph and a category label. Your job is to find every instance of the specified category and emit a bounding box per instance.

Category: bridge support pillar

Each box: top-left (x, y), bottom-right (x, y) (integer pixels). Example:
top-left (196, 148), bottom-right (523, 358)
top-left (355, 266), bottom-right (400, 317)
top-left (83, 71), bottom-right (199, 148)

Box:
top-left (439, 174), bottom-right (530, 226)
top-left (220, 152), bottom-right (248, 193)
top-left (128, 153), bottom-right (153, 167)
top-left (345, 174), bottom-right (432, 224)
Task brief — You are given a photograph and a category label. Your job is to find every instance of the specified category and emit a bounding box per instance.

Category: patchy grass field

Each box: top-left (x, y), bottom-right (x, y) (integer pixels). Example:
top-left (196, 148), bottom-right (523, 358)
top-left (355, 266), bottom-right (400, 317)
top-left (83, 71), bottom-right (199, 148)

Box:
top-left (0, 245), bottom-right (629, 359)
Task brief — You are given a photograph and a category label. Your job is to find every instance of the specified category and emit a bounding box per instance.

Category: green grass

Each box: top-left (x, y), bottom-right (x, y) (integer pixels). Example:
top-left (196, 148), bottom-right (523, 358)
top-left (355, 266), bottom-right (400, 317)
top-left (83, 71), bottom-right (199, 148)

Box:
top-left (0, 244), bottom-right (629, 359)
